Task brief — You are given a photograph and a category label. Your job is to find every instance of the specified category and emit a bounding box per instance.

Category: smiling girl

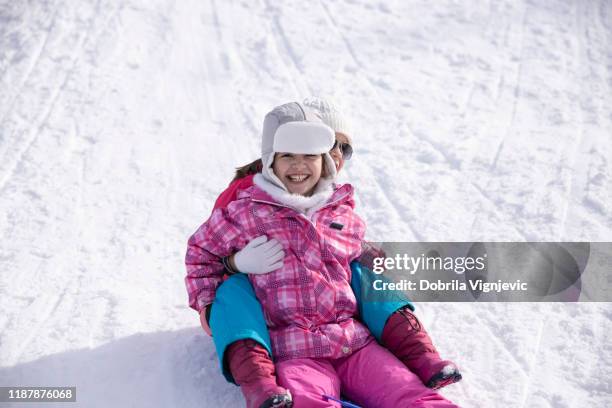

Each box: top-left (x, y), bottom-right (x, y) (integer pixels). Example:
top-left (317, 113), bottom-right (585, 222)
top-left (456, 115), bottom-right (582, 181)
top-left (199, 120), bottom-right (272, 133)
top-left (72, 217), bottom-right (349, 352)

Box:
top-left (185, 102), bottom-right (458, 407)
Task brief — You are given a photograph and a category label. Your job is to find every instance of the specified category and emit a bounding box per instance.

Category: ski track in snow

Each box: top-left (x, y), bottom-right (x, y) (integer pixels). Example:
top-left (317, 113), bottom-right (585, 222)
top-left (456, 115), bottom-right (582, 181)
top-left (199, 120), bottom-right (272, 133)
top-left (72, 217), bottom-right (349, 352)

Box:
top-left (1, 1), bottom-right (611, 407)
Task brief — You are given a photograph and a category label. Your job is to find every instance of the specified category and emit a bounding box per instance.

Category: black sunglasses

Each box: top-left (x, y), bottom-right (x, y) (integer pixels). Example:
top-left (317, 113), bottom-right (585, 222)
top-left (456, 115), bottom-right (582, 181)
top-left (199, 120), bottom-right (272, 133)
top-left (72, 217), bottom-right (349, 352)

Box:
top-left (332, 140), bottom-right (353, 160)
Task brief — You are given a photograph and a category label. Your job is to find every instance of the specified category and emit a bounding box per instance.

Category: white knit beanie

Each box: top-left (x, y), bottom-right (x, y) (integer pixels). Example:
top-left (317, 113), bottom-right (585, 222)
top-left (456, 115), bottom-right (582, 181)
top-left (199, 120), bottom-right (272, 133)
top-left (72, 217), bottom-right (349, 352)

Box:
top-left (302, 97), bottom-right (353, 145)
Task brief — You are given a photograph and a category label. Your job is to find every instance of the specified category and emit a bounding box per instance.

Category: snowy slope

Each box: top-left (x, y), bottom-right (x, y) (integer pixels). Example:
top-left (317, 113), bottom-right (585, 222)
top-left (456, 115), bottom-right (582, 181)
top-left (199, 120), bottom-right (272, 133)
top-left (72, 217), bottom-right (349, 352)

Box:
top-left (1, 0), bottom-right (611, 407)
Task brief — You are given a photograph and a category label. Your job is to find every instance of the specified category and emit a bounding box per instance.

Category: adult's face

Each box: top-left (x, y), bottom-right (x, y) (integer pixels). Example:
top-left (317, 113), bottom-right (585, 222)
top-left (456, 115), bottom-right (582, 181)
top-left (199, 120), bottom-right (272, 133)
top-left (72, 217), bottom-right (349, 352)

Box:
top-left (329, 132), bottom-right (351, 173)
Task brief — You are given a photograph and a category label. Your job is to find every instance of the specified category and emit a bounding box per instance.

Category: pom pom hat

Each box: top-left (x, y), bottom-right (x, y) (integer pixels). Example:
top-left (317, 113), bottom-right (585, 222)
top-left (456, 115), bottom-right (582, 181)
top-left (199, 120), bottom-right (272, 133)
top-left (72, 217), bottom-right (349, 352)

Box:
top-left (302, 97), bottom-right (353, 145)
top-left (261, 102), bottom-right (337, 192)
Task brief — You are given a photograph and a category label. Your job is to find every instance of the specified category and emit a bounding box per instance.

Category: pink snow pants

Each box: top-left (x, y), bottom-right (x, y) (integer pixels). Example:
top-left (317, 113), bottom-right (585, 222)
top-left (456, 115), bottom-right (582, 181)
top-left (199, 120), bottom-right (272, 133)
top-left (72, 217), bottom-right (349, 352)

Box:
top-left (276, 341), bottom-right (459, 408)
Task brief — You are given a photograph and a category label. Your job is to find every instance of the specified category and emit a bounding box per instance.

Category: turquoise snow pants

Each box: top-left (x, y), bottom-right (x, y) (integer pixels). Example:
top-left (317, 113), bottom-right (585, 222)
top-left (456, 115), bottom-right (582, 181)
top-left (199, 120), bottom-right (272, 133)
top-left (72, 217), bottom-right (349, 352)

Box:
top-left (209, 261), bottom-right (414, 384)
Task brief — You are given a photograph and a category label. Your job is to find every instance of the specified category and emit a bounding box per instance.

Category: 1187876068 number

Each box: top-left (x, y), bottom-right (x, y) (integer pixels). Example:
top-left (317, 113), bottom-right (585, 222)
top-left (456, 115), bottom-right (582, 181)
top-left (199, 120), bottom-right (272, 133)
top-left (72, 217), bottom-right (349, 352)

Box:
top-left (0, 387), bottom-right (76, 402)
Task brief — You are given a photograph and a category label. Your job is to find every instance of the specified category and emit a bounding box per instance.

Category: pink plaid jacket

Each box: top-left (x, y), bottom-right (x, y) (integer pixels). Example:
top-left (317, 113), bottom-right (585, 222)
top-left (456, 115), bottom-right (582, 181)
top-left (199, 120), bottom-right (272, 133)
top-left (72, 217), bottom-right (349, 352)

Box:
top-left (185, 183), bottom-right (373, 361)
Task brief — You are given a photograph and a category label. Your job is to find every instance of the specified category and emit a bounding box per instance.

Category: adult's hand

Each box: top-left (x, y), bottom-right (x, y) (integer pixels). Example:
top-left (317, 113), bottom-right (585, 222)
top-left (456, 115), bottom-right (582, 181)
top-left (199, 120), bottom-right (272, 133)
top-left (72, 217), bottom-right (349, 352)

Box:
top-left (232, 235), bottom-right (284, 274)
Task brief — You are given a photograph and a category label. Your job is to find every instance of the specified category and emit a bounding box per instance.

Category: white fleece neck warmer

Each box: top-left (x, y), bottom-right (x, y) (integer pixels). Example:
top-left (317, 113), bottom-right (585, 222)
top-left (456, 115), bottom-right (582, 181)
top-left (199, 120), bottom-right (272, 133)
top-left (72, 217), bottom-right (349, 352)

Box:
top-left (253, 173), bottom-right (334, 217)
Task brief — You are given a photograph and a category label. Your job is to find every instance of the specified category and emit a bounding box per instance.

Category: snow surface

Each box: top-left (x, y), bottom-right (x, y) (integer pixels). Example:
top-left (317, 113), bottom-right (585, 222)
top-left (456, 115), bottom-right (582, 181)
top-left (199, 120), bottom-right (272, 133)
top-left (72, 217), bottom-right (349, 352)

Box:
top-left (1, 0), bottom-right (611, 407)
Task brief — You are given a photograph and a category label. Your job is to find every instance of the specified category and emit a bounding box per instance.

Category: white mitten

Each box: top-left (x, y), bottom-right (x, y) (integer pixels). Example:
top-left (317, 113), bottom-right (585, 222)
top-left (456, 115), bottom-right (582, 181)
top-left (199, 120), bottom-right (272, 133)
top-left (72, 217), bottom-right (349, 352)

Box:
top-left (233, 235), bottom-right (284, 274)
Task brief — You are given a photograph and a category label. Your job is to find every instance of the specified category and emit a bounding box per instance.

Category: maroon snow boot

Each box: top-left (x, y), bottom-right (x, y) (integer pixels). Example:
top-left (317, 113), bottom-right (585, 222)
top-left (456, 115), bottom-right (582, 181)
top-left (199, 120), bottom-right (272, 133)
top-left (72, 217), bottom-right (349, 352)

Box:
top-left (227, 339), bottom-right (293, 408)
top-left (381, 307), bottom-right (462, 390)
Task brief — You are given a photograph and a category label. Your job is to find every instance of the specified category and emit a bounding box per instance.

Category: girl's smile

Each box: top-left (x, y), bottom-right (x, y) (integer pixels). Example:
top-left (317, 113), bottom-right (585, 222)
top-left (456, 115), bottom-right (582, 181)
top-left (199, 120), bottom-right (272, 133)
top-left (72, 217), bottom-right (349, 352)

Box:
top-left (286, 174), bottom-right (310, 182)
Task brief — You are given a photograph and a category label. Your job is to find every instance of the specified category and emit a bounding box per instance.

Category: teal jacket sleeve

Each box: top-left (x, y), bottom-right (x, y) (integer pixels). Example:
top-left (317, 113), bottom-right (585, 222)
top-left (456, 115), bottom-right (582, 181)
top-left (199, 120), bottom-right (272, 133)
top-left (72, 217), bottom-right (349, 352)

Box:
top-left (350, 261), bottom-right (414, 341)
top-left (209, 274), bottom-right (272, 384)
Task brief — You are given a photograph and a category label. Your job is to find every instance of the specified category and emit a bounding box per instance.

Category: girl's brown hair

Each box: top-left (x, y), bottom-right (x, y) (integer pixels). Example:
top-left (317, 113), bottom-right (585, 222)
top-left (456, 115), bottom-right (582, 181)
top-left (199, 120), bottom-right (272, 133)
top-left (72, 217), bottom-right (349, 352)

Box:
top-left (233, 158), bottom-right (263, 181)
top-left (320, 154), bottom-right (330, 178)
